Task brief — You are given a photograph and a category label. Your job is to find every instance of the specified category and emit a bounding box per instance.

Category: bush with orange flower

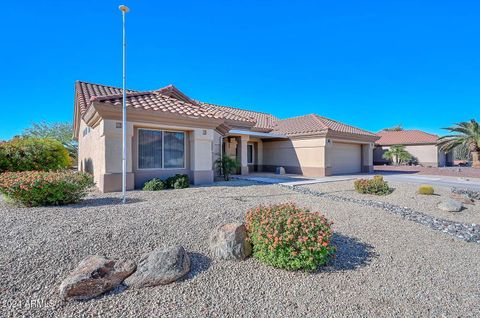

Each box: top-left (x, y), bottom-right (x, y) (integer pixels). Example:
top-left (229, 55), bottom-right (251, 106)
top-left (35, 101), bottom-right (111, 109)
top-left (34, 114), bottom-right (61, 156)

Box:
top-left (0, 170), bottom-right (94, 206)
top-left (245, 203), bottom-right (335, 271)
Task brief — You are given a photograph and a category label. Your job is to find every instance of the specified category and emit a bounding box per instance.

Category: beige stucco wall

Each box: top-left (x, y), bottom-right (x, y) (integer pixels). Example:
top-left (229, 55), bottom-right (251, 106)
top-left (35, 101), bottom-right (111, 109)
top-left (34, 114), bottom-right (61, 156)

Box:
top-left (374, 144), bottom-right (444, 167)
top-left (77, 119), bottom-right (105, 189)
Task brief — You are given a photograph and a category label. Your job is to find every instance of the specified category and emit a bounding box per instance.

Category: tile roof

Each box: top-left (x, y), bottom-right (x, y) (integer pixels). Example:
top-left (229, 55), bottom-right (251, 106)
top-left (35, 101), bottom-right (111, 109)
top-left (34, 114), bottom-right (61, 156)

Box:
top-left (76, 81), bottom-right (218, 119)
top-left (75, 81), bottom-right (376, 138)
top-left (198, 102), bottom-right (278, 130)
top-left (376, 130), bottom-right (439, 145)
top-left (271, 114), bottom-right (377, 137)
top-left (93, 92), bottom-right (219, 118)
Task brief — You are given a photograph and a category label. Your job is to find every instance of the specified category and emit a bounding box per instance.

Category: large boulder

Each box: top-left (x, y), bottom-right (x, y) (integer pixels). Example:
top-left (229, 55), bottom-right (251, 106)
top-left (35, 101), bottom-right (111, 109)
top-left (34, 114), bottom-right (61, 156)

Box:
top-left (210, 223), bottom-right (252, 260)
top-left (59, 255), bottom-right (136, 301)
top-left (450, 193), bottom-right (475, 205)
top-left (438, 199), bottom-right (463, 212)
top-left (124, 245), bottom-right (190, 288)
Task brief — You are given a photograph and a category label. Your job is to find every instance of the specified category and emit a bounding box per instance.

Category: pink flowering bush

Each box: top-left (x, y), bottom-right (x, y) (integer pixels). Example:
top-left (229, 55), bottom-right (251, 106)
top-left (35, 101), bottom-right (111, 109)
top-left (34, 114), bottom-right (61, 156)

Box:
top-left (0, 171), bottom-right (94, 207)
top-left (246, 203), bottom-right (335, 271)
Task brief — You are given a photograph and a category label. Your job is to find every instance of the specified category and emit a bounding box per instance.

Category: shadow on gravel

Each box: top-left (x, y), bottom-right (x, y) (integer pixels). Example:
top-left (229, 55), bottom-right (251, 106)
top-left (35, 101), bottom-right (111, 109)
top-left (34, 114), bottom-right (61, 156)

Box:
top-left (322, 233), bottom-right (376, 272)
top-left (69, 197), bottom-right (145, 208)
top-left (181, 252), bottom-right (212, 281)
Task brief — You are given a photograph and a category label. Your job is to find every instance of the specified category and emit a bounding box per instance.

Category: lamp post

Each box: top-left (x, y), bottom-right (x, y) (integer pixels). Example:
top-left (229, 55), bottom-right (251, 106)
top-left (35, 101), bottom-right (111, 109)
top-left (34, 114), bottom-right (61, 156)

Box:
top-left (119, 4), bottom-right (129, 204)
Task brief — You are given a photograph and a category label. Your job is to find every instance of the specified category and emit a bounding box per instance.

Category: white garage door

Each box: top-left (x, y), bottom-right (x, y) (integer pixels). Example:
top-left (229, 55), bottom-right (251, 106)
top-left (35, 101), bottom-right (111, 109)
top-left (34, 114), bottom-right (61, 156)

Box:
top-left (331, 143), bottom-right (362, 174)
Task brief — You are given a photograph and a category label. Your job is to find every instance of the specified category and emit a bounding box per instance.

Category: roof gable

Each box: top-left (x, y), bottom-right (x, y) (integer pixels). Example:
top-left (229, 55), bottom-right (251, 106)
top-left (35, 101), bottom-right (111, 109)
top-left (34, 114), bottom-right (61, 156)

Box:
top-left (155, 85), bottom-right (196, 104)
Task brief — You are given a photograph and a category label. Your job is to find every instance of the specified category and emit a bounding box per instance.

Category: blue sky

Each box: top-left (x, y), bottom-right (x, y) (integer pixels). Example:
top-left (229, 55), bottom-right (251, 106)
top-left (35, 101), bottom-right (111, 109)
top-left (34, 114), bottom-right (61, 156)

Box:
top-left (1, 0), bottom-right (479, 140)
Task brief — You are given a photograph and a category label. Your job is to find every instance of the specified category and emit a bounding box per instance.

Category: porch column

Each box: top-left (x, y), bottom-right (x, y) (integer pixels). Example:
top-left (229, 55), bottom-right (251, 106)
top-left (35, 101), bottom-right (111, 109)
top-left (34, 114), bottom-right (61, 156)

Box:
top-left (225, 137), bottom-right (237, 159)
top-left (239, 135), bottom-right (249, 175)
top-left (362, 143), bottom-right (374, 173)
top-left (257, 140), bottom-right (263, 172)
top-left (190, 129), bottom-right (215, 185)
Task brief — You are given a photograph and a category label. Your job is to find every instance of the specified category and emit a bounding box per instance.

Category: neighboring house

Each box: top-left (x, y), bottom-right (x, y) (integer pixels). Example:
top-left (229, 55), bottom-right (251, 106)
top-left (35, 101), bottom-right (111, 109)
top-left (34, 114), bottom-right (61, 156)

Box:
top-left (374, 130), bottom-right (453, 167)
top-left (74, 81), bottom-right (379, 192)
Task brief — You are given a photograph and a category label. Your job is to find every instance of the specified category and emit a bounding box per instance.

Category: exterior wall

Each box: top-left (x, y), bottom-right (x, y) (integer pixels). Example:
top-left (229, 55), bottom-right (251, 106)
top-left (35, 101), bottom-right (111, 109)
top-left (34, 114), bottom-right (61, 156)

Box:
top-left (77, 119), bottom-right (106, 188)
top-left (262, 138), bottom-right (328, 176)
top-left (212, 131), bottom-right (223, 176)
top-left (374, 144), bottom-right (445, 167)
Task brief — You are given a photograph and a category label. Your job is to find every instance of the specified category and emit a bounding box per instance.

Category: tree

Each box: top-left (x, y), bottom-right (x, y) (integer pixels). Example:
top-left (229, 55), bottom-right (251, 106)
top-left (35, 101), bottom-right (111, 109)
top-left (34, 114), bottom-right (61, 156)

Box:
top-left (383, 125), bottom-right (403, 131)
top-left (437, 119), bottom-right (480, 168)
top-left (382, 145), bottom-right (413, 165)
top-left (214, 156), bottom-right (239, 181)
top-left (22, 121), bottom-right (77, 159)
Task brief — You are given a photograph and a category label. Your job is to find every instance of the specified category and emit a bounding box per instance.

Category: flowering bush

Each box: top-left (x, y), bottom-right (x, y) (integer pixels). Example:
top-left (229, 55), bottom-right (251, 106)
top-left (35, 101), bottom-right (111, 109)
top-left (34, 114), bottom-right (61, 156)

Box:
top-left (0, 137), bottom-right (71, 172)
top-left (354, 176), bottom-right (391, 195)
top-left (246, 203), bottom-right (335, 271)
top-left (0, 171), bottom-right (94, 206)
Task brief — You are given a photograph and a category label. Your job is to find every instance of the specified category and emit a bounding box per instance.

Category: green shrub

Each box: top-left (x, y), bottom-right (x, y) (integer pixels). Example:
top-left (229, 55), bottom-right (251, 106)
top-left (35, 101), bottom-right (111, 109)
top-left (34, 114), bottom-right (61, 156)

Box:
top-left (165, 174), bottom-right (190, 189)
top-left (0, 137), bottom-right (71, 172)
top-left (0, 171), bottom-right (94, 207)
top-left (142, 178), bottom-right (165, 191)
top-left (418, 184), bottom-right (434, 195)
top-left (246, 203), bottom-right (335, 271)
top-left (354, 177), bottom-right (391, 195)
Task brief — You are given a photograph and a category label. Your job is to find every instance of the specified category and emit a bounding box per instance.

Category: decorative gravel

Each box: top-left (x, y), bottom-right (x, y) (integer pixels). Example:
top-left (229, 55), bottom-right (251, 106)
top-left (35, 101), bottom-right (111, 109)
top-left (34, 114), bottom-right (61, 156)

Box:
top-left (301, 181), bottom-right (480, 225)
top-left (1, 180), bottom-right (480, 317)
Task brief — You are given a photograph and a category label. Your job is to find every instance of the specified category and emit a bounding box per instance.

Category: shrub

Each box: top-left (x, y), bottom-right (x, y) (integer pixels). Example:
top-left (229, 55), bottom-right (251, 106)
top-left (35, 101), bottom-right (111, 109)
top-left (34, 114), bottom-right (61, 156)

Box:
top-left (0, 171), bottom-right (94, 207)
top-left (354, 177), bottom-right (391, 195)
top-left (143, 178), bottom-right (165, 191)
top-left (165, 174), bottom-right (190, 189)
top-left (418, 184), bottom-right (434, 195)
top-left (246, 203), bottom-right (335, 271)
top-left (0, 137), bottom-right (71, 172)
top-left (214, 156), bottom-right (239, 181)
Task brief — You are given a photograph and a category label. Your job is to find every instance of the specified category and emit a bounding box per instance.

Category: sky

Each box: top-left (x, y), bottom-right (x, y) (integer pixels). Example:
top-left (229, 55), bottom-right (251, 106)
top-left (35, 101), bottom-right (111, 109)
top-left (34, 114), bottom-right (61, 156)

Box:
top-left (1, 0), bottom-right (479, 140)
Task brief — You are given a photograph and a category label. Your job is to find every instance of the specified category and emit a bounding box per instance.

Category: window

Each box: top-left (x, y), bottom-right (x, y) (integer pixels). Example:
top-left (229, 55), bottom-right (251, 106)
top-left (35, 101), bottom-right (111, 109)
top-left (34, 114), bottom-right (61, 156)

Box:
top-left (247, 144), bottom-right (254, 164)
top-left (138, 129), bottom-right (185, 169)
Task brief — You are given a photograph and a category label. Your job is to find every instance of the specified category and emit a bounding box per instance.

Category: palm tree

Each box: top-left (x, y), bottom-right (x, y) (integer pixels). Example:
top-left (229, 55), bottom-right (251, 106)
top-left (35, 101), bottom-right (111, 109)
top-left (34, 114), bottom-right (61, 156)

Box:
top-left (437, 119), bottom-right (480, 168)
top-left (382, 145), bottom-right (413, 165)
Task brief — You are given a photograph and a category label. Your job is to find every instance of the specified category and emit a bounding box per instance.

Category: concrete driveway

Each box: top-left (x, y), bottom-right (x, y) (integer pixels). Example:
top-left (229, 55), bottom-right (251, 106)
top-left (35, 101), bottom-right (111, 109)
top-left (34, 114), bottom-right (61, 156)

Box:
top-left (234, 172), bottom-right (480, 190)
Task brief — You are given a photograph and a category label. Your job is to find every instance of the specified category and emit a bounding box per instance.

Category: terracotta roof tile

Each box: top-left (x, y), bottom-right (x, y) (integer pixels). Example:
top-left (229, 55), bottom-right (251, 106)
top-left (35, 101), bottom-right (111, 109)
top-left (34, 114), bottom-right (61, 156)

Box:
top-left (198, 102), bottom-right (278, 130)
top-left (272, 114), bottom-right (376, 137)
top-left (376, 130), bottom-right (438, 145)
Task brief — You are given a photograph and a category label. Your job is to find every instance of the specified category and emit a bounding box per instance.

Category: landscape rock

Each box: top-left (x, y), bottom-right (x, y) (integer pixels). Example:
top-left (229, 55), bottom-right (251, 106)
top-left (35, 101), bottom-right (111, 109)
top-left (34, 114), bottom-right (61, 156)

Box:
top-left (59, 255), bottom-right (136, 301)
top-left (450, 193), bottom-right (475, 205)
top-left (275, 166), bottom-right (286, 175)
top-left (124, 245), bottom-right (190, 288)
top-left (210, 223), bottom-right (252, 260)
top-left (451, 188), bottom-right (480, 201)
top-left (438, 199), bottom-right (463, 212)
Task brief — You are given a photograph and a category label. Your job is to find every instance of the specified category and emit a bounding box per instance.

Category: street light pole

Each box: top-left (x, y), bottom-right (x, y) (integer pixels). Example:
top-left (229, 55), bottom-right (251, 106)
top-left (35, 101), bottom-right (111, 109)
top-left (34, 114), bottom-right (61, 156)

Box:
top-left (119, 4), bottom-right (129, 204)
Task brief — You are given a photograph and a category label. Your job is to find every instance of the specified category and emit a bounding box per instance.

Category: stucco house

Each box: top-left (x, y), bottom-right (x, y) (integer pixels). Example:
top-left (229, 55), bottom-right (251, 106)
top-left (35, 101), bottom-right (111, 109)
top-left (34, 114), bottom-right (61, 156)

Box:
top-left (74, 81), bottom-right (379, 192)
top-left (373, 130), bottom-right (453, 167)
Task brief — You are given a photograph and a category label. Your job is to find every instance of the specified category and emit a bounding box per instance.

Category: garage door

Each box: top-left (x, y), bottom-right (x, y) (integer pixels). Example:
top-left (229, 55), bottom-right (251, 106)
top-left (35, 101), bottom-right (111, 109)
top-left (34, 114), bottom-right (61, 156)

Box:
top-left (331, 143), bottom-right (362, 174)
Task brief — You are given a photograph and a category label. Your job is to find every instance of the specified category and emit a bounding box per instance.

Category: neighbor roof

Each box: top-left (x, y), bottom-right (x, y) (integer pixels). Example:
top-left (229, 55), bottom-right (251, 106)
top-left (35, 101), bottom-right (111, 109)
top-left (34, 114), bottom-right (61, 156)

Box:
top-left (271, 114), bottom-right (377, 137)
top-left (376, 130), bottom-right (438, 145)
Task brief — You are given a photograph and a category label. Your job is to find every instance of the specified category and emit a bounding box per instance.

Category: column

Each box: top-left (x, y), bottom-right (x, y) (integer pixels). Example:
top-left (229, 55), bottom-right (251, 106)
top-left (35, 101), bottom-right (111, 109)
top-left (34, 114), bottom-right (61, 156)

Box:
top-left (362, 143), bottom-right (374, 173)
top-left (238, 135), bottom-right (249, 175)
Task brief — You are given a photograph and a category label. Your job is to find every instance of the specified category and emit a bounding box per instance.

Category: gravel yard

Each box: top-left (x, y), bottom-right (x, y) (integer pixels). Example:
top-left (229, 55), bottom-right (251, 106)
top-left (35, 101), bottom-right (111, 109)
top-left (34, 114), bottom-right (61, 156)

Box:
top-left (303, 180), bottom-right (480, 225)
top-left (1, 180), bottom-right (480, 317)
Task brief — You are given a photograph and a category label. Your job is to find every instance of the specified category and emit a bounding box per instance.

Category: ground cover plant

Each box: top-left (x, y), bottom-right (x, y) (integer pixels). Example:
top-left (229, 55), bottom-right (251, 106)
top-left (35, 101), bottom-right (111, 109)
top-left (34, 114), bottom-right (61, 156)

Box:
top-left (246, 203), bottom-right (335, 271)
top-left (418, 184), bottom-right (435, 195)
top-left (354, 175), bottom-right (391, 195)
top-left (0, 170), bottom-right (94, 206)
top-left (0, 137), bottom-right (71, 172)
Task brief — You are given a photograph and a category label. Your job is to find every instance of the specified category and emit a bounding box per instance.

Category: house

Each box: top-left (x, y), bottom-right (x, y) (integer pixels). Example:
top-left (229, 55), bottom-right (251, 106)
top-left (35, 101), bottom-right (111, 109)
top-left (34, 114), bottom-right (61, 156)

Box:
top-left (373, 129), bottom-right (453, 167)
top-left (73, 81), bottom-right (379, 192)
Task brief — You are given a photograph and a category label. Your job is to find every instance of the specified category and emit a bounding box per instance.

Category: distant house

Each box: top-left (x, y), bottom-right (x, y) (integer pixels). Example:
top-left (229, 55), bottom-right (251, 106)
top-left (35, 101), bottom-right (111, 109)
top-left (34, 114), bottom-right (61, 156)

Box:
top-left (73, 81), bottom-right (378, 192)
top-left (373, 130), bottom-right (453, 167)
